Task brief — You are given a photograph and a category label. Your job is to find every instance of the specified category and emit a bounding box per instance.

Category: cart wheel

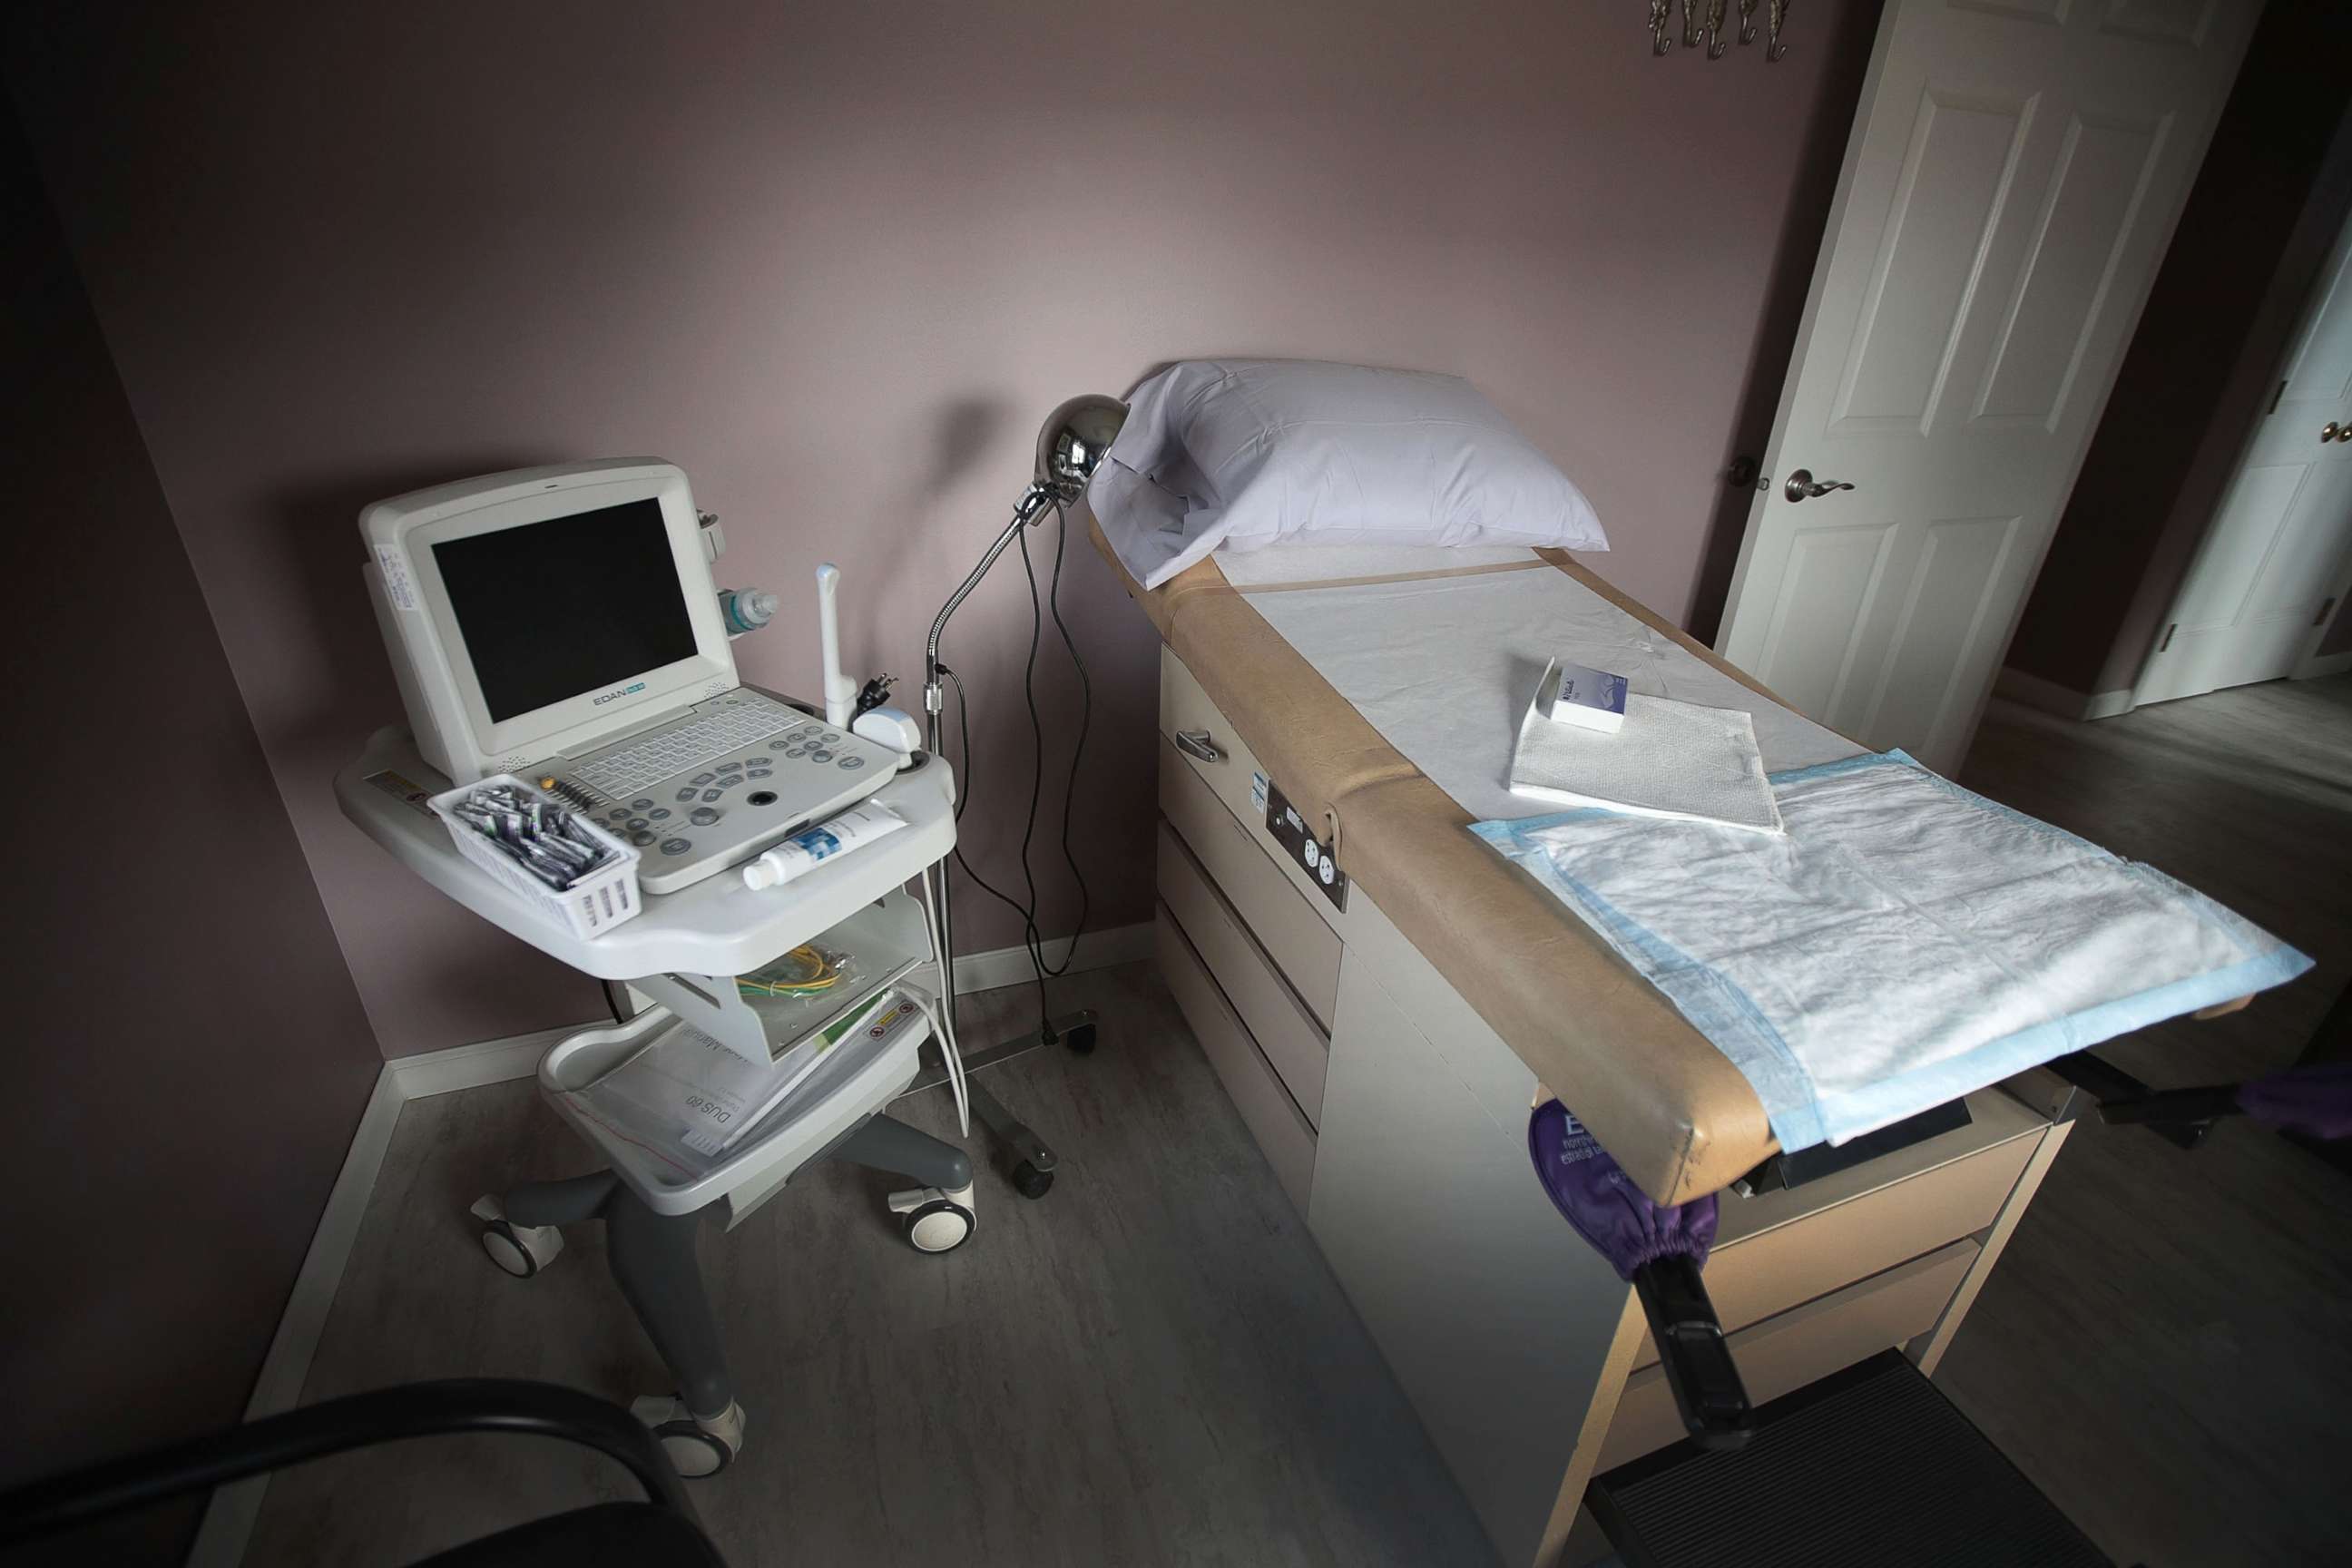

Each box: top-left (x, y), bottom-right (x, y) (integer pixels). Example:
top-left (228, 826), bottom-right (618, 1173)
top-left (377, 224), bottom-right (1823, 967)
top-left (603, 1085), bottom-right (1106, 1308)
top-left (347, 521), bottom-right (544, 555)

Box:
top-left (1063, 1022), bottom-right (1098, 1055)
top-left (655, 1422), bottom-right (735, 1478)
top-left (470, 1195), bottom-right (562, 1278)
top-left (1011, 1161), bottom-right (1055, 1200)
top-left (904, 1197), bottom-right (975, 1252)
top-left (479, 1224), bottom-right (535, 1278)
top-left (633, 1396), bottom-right (743, 1479)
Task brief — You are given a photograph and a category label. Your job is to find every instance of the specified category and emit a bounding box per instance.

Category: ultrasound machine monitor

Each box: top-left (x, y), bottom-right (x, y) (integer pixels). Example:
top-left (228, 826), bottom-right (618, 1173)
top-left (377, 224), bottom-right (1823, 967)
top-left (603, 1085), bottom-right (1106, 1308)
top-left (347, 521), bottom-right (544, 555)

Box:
top-left (361, 459), bottom-right (897, 895)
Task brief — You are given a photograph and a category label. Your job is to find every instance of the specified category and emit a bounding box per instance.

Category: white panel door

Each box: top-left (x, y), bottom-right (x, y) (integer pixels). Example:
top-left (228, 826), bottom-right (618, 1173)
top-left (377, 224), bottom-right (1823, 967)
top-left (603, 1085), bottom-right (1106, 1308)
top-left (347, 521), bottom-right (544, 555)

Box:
top-left (1718, 0), bottom-right (2258, 773)
top-left (2134, 209), bottom-right (2352, 705)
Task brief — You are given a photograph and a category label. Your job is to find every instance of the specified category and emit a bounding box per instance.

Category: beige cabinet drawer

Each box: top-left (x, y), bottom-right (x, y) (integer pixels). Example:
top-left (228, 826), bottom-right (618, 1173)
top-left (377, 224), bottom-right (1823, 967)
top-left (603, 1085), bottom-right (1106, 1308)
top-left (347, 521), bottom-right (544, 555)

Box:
top-left (1160, 648), bottom-right (1341, 930)
top-left (1156, 906), bottom-right (1318, 1211)
top-left (1601, 1239), bottom-right (1977, 1470)
top-left (1161, 737), bottom-right (1342, 1028)
top-left (1158, 822), bottom-right (1329, 1126)
top-left (1630, 1095), bottom-right (2043, 1370)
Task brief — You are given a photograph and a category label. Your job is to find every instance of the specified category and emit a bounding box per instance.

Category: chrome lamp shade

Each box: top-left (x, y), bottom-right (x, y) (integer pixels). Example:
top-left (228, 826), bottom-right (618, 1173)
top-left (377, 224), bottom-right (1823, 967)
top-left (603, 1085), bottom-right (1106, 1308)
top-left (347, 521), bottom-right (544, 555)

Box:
top-left (1034, 395), bottom-right (1128, 502)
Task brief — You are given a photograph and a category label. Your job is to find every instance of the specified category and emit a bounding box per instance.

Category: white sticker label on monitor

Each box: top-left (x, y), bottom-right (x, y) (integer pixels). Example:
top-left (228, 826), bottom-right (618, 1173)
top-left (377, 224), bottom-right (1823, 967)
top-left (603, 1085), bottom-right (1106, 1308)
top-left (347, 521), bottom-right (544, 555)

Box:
top-left (375, 544), bottom-right (418, 611)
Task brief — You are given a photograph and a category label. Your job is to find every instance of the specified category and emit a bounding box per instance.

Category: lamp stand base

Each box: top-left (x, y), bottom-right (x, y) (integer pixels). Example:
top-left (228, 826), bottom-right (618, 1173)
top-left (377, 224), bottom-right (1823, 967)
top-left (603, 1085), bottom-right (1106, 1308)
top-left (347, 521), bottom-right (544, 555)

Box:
top-left (905, 1008), bottom-right (1099, 1200)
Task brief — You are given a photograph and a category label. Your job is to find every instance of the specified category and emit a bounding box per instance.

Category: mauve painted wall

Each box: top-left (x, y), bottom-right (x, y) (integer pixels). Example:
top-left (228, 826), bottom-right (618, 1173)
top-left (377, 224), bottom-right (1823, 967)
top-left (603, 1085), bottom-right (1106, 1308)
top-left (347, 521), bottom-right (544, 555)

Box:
top-left (6, 0), bottom-right (1870, 1057)
top-left (1, 108), bottom-right (381, 1561)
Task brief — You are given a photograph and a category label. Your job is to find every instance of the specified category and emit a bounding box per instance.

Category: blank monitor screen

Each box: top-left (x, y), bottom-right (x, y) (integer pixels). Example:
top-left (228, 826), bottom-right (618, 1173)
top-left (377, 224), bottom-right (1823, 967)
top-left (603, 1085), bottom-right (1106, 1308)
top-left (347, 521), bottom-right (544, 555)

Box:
top-left (433, 498), bottom-right (698, 722)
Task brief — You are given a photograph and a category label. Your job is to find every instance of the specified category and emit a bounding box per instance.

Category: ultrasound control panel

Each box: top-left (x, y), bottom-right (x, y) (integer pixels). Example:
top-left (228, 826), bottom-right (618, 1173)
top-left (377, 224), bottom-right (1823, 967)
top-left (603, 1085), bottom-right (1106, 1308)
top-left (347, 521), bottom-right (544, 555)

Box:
top-left (539, 716), bottom-right (899, 896)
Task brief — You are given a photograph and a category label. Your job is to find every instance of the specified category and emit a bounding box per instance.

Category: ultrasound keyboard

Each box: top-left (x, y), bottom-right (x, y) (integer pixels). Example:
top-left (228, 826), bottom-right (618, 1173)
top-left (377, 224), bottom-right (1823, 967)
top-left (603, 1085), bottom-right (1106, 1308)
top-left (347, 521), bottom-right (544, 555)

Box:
top-left (569, 702), bottom-right (794, 799)
top-left (533, 690), bottom-right (900, 896)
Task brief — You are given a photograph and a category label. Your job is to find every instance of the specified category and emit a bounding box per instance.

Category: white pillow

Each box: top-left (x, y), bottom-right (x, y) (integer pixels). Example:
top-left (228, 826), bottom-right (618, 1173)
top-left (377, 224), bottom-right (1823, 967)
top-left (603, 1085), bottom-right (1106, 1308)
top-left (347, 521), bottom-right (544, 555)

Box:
top-left (1089, 358), bottom-right (1608, 590)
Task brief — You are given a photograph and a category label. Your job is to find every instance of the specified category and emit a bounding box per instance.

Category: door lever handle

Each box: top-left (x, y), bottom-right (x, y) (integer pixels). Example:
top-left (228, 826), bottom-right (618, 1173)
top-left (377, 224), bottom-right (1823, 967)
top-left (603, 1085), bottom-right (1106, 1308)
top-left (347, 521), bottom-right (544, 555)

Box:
top-left (1784, 468), bottom-right (1857, 503)
top-left (1174, 729), bottom-right (1226, 764)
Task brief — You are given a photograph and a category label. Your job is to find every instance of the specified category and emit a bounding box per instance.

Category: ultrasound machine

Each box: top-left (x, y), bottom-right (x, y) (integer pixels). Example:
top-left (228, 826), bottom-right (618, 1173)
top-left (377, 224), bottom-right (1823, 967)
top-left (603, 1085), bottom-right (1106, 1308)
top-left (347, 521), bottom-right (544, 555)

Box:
top-left (361, 457), bottom-right (900, 893)
top-left (343, 458), bottom-right (985, 1477)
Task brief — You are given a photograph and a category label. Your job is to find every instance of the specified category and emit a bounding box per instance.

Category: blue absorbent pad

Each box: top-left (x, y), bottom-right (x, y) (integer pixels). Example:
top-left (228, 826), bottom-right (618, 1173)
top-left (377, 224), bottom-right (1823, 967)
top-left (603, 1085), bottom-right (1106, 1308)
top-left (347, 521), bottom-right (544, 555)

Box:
top-left (1472, 750), bottom-right (2312, 1152)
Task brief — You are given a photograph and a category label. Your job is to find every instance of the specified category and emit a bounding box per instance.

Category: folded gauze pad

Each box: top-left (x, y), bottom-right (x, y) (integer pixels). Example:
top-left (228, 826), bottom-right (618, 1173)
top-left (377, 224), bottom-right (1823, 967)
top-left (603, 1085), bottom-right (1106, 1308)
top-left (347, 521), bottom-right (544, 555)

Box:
top-left (1510, 675), bottom-right (1783, 836)
top-left (1089, 359), bottom-right (1609, 589)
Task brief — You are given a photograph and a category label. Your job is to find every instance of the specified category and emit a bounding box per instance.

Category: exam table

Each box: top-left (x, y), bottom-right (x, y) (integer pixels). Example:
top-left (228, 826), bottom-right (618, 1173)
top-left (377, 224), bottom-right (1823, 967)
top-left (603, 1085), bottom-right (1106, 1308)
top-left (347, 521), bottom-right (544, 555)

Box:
top-left (1086, 510), bottom-right (2189, 1568)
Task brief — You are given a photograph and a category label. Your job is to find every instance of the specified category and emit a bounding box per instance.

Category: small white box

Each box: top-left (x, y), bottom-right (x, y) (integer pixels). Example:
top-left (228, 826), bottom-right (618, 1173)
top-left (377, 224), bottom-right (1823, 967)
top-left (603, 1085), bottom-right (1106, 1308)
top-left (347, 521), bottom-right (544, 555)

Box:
top-left (1541, 659), bottom-right (1629, 733)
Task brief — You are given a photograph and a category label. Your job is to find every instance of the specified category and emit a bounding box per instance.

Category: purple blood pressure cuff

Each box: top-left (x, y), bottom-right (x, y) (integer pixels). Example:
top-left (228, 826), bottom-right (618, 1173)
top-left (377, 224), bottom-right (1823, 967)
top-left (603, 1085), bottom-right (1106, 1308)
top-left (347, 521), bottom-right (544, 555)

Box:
top-left (1528, 1098), bottom-right (1718, 1280)
top-left (2239, 1063), bottom-right (2352, 1140)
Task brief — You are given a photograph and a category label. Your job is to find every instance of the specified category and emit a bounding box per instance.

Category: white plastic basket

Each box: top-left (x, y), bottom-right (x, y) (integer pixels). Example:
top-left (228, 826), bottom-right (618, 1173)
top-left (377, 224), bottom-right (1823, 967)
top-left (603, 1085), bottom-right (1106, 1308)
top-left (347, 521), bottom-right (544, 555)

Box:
top-left (428, 774), bottom-right (642, 938)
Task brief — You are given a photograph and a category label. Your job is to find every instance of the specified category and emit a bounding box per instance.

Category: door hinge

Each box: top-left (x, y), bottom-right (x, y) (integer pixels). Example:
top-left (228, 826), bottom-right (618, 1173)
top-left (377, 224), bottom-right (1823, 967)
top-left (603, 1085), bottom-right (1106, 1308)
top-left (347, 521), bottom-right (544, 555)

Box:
top-left (2318, 596), bottom-right (2339, 629)
top-left (2268, 379), bottom-right (2288, 416)
top-left (2159, 622), bottom-right (2179, 652)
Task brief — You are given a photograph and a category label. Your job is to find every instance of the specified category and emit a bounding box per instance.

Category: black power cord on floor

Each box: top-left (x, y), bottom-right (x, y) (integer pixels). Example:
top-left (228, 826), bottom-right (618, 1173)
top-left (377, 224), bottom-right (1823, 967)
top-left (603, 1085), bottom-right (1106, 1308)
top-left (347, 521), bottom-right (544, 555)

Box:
top-left (936, 498), bottom-right (1094, 1037)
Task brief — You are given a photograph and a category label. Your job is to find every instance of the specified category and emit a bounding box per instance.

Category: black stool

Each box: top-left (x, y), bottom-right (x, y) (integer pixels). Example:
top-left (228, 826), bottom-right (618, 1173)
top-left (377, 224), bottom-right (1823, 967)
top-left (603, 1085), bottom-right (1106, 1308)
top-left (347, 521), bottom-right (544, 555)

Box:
top-left (0, 1379), bottom-right (725, 1567)
top-left (1587, 1350), bottom-right (2110, 1568)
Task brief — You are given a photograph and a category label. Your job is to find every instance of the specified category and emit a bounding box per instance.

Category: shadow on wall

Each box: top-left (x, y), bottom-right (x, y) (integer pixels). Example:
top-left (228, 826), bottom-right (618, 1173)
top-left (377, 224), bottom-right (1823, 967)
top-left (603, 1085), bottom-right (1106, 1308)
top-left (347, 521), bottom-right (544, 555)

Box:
top-left (866, 396), bottom-right (1012, 612)
top-left (925, 397), bottom-right (1008, 496)
top-left (261, 454), bottom-right (554, 759)
top-left (1683, 0), bottom-right (1886, 644)
top-left (256, 454), bottom-right (665, 1047)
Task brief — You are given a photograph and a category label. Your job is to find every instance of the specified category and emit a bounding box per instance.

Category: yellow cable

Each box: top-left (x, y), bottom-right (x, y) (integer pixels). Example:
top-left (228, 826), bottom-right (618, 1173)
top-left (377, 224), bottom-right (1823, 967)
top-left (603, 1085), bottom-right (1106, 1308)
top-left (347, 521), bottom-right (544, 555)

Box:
top-left (738, 945), bottom-right (843, 997)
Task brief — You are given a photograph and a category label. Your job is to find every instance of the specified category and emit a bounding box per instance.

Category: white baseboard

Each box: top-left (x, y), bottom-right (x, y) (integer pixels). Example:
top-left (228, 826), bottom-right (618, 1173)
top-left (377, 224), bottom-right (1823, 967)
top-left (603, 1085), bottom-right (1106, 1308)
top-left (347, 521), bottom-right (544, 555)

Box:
top-left (946, 920), bottom-right (1153, 995)
top-left (1994, 667), bottom-right (2135, 721)
top-left (2083, 688), bottom-right (2136, 720)
top-left (185, 1065), bottom-right (407, 1568)
top-left (184, 919), bottom-right (1151, 1565)
top-left (387, 1021), bottom-right (602, 1099)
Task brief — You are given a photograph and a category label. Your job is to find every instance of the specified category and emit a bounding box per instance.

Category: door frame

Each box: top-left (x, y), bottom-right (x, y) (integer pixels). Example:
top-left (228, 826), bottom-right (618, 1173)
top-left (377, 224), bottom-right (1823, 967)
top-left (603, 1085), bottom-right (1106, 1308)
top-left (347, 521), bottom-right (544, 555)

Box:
top-left (2288, 564), bottom-right (2352, 680)
top-left (1711, 1), bottom-right (1901, 659)
top-left (2134, 187), bottom-right (2352, 701)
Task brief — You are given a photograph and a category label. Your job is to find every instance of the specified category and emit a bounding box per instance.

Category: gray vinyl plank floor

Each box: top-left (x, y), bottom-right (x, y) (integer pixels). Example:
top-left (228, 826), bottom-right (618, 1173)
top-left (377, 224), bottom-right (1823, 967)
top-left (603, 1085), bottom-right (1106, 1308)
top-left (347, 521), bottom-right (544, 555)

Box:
top-left (249, 675), bottom-right (2352, 1568)
top-left (242, 964), bottom-right (1503, 1568)
top-left (1941, 676), bottom-right (2352, 1568)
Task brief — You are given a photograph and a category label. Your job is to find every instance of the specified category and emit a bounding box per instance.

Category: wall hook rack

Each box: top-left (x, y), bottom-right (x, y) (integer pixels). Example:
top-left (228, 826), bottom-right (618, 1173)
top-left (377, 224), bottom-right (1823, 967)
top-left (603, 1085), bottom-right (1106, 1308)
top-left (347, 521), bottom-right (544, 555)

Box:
top-left (1654, 0), bottom-right (1782, 59)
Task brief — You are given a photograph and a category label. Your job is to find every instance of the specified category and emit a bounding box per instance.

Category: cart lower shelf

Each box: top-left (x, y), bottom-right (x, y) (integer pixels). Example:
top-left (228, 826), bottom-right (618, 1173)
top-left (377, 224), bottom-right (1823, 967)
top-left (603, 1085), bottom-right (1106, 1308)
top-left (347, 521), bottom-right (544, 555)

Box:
top-left (542, 988), bottom-right (937, 1220)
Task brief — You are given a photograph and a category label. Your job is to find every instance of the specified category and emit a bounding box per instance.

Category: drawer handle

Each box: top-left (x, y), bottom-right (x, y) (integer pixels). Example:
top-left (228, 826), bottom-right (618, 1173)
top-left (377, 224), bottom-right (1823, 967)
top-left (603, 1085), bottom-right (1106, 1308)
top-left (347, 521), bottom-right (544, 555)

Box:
top-left (1175, 729), bottom-right (1226, 764)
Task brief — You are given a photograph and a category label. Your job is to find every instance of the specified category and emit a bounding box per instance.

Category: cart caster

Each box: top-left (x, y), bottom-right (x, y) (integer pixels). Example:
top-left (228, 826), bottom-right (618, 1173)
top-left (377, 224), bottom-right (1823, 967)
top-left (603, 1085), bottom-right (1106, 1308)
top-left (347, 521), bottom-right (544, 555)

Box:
top-left (631, 1395), bottom-right (742, 1479)
top-left (1063, 1022), bottom-right (1097, 1056)
top-left (903, 1199), bottom-right (975, 1252)
top-left (889, 1181), bottom-right (976, 1252)
top-left (1011, 1160), bottom-right (1055, 1200)
top-left (470, 1195), bottom-right (564, 1279)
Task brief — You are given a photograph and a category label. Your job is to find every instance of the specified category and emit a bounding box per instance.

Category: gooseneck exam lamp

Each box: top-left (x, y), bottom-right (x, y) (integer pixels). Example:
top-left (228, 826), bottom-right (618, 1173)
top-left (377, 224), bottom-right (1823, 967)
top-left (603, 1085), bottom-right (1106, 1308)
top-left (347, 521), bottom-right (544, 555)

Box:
top-left (918, 394), bottom-right (1128, 1198)
top-left (922, 392), bottom-right (1130, 776)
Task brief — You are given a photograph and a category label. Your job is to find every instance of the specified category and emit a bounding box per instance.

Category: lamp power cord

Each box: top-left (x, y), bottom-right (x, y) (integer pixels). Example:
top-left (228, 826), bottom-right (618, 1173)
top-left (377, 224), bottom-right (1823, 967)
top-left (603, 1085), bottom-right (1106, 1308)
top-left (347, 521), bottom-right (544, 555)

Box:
top-left (936, 498), bottom-right (1093, 1037)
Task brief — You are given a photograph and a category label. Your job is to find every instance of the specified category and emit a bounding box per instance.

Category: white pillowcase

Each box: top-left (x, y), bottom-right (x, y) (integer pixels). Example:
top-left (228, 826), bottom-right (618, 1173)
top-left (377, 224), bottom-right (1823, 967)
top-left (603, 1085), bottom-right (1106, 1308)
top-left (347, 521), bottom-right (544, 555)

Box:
top-left (1089, 359), bottom-right (1608, 590)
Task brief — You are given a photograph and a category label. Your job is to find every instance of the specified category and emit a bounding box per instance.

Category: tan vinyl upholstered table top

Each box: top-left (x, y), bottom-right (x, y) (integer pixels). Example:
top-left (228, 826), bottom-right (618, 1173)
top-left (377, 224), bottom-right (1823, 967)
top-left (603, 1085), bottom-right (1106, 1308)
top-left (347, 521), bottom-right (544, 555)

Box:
top-left (1090, 513), bottom-right (1812, 1203)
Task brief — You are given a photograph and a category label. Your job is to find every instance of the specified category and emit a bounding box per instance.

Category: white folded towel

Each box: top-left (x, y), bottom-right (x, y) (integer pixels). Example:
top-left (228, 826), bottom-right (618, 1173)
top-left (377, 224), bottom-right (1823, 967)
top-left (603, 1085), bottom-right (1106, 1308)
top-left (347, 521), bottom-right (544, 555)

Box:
top-left (1509, 662), bottom-right (1783, 834)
